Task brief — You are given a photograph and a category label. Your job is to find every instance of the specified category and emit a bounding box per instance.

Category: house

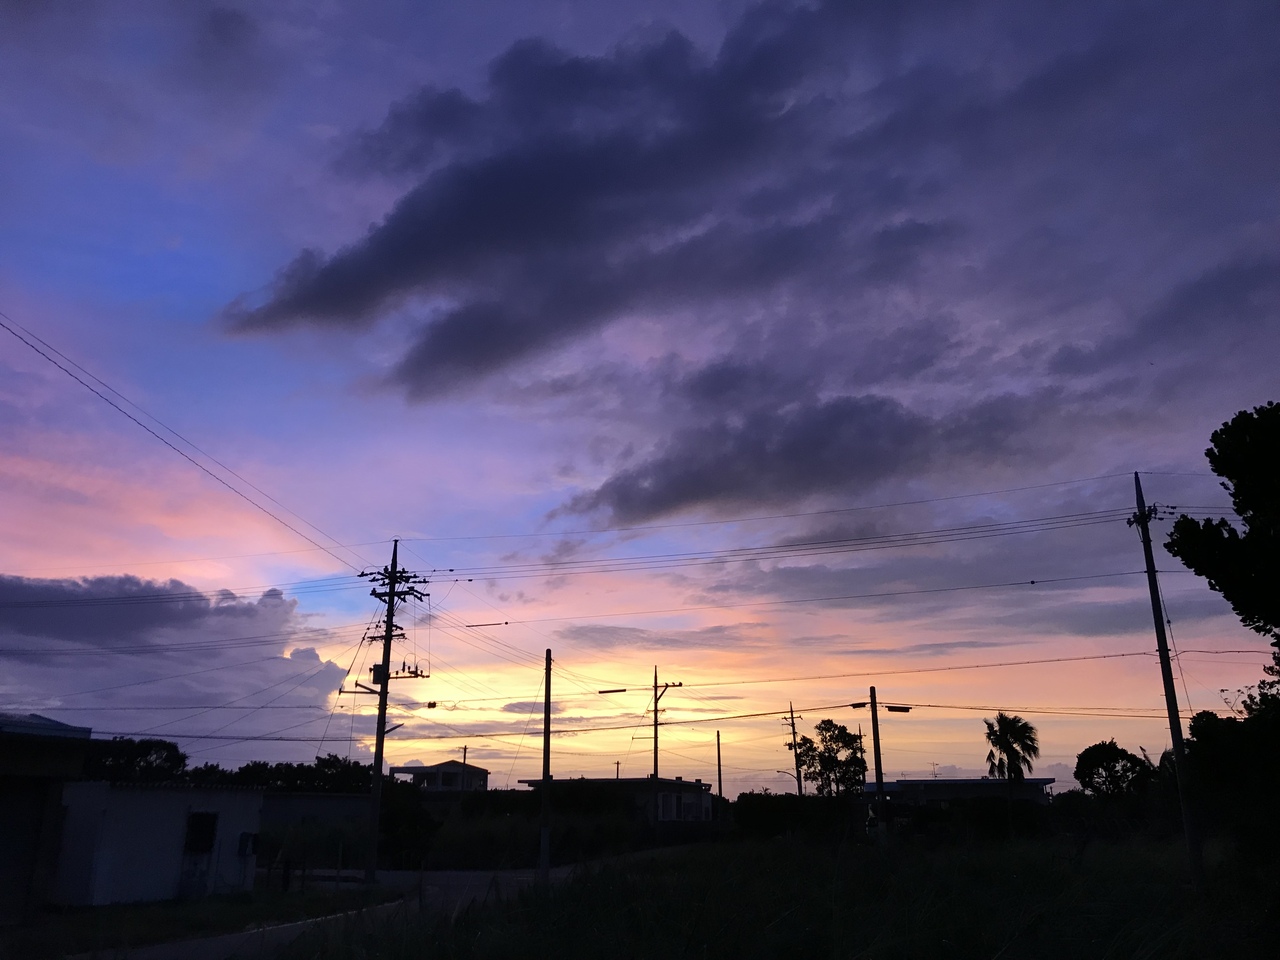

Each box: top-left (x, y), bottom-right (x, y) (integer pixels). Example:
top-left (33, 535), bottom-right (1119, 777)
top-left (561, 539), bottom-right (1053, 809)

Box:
top-left (519, 775), bottom-right (715, 824)
top-left (55, 782), bottom-right (263, 905)
top-left (0, 713), bottom-right (92, 920)
top-left (391, 760), bottom-right (488, 792)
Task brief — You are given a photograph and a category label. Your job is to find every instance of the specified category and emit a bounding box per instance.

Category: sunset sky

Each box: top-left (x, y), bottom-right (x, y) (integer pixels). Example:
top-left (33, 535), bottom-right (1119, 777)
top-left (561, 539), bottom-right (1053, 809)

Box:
top-left (2, 0), bottom-right (1276, 795)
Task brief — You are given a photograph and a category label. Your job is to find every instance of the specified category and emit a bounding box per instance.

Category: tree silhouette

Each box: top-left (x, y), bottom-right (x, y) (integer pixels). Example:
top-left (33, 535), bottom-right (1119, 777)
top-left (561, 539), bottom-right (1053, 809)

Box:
top-left (1073, 740), bottom-right (1151, 796)
top-left (1165, 401), bottom-right (1279, 647)
top-left (790, 719), bottom-right (867, 796)
top-left (85, 736), bottom-right (188, 782)
top-left (983, 712), bottom-right (1039, 780)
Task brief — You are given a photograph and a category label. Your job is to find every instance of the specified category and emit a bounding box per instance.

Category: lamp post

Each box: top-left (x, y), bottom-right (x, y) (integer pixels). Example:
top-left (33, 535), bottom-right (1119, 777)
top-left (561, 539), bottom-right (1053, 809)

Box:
top-left (849, 687), bottom-right (911, 832)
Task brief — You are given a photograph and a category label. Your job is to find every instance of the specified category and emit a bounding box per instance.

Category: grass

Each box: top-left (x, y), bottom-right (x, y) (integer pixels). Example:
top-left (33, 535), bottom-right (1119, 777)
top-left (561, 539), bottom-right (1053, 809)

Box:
top-left (282, 835), bottom-right (1276, 959)
top-left (0, 884), bottom-right (402, 960)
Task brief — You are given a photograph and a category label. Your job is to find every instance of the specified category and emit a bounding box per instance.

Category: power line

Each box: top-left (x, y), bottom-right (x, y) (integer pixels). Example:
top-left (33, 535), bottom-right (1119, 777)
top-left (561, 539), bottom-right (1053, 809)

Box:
top-left (427, 509), bottom-right (1139, 581)
top-left (0, 310), bottom-right (364, 573)
top-left (400, 472), bottom-right (1137, 543)
top-left (513, 571), bottom-right (1148, 623)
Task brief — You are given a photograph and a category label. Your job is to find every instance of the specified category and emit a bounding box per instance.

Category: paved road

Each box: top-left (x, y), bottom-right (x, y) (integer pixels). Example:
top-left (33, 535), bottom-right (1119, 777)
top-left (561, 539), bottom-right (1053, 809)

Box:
top-left (65, 867), bottom-right (575, 960)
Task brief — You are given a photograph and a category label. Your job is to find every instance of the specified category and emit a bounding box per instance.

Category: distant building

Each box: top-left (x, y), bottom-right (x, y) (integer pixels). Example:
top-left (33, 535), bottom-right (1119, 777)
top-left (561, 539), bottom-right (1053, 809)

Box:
top-left (519, 775), bottom-right (715, 824)
top-left (865, 777), bottom-right (1056, 807)
top-left (55, 782), bottom-right (262, 905)
top-left (0, 712), bottom-right (92, 920)
top-left (391, 760), bottom-right (488, 792)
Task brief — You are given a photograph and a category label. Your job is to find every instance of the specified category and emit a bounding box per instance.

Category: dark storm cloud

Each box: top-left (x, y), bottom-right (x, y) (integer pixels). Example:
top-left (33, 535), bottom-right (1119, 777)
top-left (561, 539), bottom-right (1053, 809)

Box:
top-left (0, 574), bottom-right (291, 651)
top-left (0, 573), bottom-right (351, 764)
top-left (570, 390), bottom-right (1059, 522)
top-left (225, 0), bottom-right (966, 391)
top-left (225, 0), bottom-right (1278, 518)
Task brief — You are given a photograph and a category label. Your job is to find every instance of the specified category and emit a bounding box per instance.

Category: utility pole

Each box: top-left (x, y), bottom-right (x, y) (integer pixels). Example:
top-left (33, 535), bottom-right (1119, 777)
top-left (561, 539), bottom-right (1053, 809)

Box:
top-left (652, 667), bottom-right (681, 823)
top-left (359, 539), bottom-right (428, 883)
top-left (615, 760), bottom-right (620, 779)
top-left (716, 730), bottom-right (723, 799)
top-left (539, 649), bottom-right (552, 883)
top-left (462, 745), bottom-right (467, 767)
top-left (597, 673), bottom-right (679, 823)
top-left (787, 703), bottom-right (804, 796)
top-left (869, 686), bottom-right (885, 827)
top-left (1133, 473), bottom-right (1205, 887)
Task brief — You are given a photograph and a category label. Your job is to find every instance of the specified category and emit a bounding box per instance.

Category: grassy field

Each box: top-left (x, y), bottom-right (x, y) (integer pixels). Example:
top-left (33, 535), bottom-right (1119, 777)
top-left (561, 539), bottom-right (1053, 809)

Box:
top-left (0, 884), bottom-right (401, 960)
top-left (284, 835), bottom-right (1275, 959)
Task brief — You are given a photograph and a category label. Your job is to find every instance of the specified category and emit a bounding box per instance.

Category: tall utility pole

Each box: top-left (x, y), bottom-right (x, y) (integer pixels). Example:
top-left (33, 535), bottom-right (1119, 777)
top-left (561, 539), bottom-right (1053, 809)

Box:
top-left (787, 703), bottom-right (804, 796)
top-left (652, 667), bottom-right (681, 823)
top-left (598, 673), bottom-right (679, 823)
top-left (360, 539), bottom-right (427, 883)
top-left (716, 730), bottom-right (723, 799)
top-left (1133, 473), bottom-right (1205, 887)
top-left (538, 649), bottom-right (552, 883)
top-left (869, 686), bottom-right (885, 826)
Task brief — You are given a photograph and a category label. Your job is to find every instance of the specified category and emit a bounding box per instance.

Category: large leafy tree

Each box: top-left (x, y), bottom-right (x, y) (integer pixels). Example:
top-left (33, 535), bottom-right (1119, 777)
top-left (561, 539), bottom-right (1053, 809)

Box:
top-left (790, 719), bottom-right (867, 796)
top-left (1166, 401), bottom-right (1280, 717)
top-left (1073, 740), bottom-right (1151, 797)
top-left (1165, 401), bottom-right (1279, 646)
top-left (983, 712), bottom-right (1039, 780)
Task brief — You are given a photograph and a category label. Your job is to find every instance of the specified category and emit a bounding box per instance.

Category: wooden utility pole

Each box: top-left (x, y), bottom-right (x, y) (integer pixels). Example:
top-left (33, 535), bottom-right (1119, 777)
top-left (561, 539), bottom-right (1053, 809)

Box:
top-left (1133, 473), bottom-right (1205, 887)
top-left (538, 649), bottom-right (552, 882)
top-left (360, 540), bottom-right (427, 883)
top-left (869, 686), bottom-right (885, 827)
top-left (787, 703), bottom-right (804, 796)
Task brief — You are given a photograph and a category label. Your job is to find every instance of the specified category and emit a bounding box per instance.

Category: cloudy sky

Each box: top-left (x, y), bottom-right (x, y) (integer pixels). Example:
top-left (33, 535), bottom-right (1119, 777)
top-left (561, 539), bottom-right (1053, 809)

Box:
top-left (1, 0), bottom-right (1276, 793)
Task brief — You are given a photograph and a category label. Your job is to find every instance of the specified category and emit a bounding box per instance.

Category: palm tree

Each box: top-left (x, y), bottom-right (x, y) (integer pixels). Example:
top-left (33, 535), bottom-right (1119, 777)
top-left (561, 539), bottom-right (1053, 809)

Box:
top-left (983, 712), bottom-right (1040, 780)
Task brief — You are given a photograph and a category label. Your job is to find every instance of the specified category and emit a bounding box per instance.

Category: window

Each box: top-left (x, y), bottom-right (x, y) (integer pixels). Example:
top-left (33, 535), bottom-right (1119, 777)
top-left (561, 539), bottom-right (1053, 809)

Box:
top-left (184, 812), bottom-right (218, 854)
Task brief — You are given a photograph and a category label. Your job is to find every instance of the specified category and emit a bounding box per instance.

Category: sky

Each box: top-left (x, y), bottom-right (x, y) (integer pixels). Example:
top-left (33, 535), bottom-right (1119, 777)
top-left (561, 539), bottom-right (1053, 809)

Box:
top-left (1, 0), bottom-right (1277, 795)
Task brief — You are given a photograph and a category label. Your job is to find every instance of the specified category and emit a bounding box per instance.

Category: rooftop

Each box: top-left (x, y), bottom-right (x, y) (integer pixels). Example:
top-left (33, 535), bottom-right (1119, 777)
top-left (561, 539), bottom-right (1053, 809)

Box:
top-left (0, 712), bottom-right (92, 740)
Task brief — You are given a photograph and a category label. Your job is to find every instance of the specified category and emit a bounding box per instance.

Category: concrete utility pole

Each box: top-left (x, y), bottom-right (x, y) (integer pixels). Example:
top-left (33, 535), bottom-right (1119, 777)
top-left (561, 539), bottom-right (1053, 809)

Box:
top-left (652, 667), bottom-right (681, 822)
top-left (1133, 473), bottom-right (1205, 888)
top-left (869, 687), bottom-right (885, 825)
top-left (716, 730), bottom-right (723, 799)
top-left (597, 673), bottom-right (678, 823)
top-left (787, 703), bottom-right (804, 796)
top-left (360, 539), bottom-right (428, 883)
top-left (539, 649), bottom-right (552, 883)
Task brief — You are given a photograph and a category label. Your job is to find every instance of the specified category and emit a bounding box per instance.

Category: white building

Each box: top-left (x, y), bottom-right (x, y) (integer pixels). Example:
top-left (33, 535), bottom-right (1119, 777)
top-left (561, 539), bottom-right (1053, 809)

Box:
top-left (55, 782), bottom-right (263, 905)
top-left (390, 760), bottom-right (488, 792)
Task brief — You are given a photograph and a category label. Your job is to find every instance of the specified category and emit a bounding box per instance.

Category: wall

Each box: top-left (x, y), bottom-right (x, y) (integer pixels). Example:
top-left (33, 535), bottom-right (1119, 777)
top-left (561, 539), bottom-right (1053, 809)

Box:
top-left (55, 783), bottom-right (262, 905)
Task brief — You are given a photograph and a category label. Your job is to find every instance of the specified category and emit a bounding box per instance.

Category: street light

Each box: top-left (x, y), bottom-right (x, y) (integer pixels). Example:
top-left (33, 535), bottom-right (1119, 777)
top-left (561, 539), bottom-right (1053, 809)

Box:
top-left (849, 686), bottom-right (911, 831)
